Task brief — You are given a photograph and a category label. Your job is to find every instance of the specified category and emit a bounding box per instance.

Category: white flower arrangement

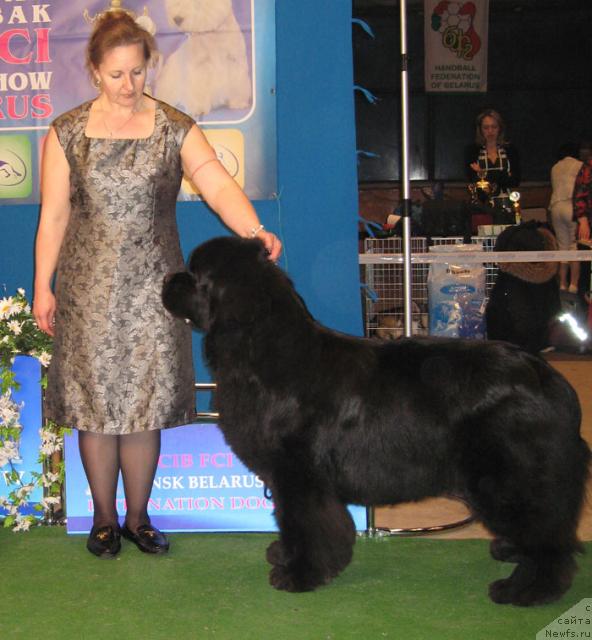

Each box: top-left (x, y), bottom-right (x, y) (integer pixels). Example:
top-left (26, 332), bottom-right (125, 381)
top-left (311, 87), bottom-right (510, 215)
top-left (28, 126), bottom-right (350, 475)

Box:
top-left (0, 289), bottom-right (69, 531)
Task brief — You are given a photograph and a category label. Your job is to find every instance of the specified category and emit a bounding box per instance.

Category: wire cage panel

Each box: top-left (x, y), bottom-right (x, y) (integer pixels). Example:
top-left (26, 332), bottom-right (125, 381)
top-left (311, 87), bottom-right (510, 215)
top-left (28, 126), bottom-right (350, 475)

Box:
top-left (362, 236), bottom-right (498, 339)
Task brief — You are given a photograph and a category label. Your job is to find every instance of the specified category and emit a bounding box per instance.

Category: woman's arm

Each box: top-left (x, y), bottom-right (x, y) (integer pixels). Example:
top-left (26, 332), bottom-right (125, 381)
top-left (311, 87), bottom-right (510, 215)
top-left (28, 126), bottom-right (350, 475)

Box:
top-left (577, 216), bottom-right (590, 241)
top-left (573, 161), bottom-right (592, 241)
top-left (465, 144), bottom-right (480, 181)
top-left (181, 125), bottom-right (281, 260)
top-left (33, 127), bottom-right (71, 336)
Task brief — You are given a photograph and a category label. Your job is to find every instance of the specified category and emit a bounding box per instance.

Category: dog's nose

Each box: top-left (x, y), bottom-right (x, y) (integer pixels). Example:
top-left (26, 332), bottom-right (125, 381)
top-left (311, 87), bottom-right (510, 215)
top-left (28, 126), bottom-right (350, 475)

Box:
top-left (173, 15), bottom-right (184, 27)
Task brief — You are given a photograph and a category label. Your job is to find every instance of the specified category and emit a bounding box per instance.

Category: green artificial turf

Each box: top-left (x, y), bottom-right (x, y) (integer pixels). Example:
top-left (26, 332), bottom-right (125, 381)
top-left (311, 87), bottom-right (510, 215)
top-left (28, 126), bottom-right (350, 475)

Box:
top-left (0, 527), bottom-right (589, 639)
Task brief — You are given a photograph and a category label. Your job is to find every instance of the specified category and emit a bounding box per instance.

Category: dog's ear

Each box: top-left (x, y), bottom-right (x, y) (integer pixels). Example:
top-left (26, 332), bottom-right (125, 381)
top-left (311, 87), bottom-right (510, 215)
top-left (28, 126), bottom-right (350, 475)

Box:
top-left (162, 271), bottom-right (201, 324)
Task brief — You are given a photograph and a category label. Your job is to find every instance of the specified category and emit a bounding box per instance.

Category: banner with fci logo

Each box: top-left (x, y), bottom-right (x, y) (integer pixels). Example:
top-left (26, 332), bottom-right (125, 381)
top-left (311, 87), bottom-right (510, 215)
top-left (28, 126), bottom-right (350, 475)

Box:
top-left (64, 423), bottom-right (368, 534)
top-left (0, 0), bottom-right (277, 203)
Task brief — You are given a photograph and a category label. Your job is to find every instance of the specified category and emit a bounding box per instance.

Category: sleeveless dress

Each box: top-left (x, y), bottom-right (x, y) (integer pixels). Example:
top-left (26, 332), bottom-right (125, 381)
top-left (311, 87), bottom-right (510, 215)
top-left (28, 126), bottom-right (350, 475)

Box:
top-left (45, 99), bottom-right (196, 434)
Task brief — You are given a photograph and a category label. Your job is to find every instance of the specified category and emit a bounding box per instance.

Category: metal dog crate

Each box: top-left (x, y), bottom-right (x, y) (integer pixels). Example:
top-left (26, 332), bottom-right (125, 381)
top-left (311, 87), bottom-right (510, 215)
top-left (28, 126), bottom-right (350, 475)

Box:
top-left (361, 236), bottom-right (498, 339)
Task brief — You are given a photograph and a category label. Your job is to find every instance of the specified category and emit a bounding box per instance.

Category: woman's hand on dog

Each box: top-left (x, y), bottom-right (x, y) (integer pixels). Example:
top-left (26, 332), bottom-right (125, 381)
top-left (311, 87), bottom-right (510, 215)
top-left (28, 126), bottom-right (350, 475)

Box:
top-left (257, 230), bottom-right (282, 261)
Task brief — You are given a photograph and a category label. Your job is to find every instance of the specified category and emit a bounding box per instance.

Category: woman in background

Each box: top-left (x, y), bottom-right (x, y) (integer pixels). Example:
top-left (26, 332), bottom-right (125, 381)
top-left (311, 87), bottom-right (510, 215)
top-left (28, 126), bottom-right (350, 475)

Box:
top-left (466, 109), bottom-right (521, 217)
top-left (549, 142), bottom-right (583, 293)
top-left (573, 157), bottom-right (592, 243)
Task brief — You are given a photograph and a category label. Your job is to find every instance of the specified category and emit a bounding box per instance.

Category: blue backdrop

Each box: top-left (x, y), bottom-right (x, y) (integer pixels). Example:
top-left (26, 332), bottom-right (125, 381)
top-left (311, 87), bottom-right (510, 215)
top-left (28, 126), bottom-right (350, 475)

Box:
top-left (0, 1), bottom-right (362, 385)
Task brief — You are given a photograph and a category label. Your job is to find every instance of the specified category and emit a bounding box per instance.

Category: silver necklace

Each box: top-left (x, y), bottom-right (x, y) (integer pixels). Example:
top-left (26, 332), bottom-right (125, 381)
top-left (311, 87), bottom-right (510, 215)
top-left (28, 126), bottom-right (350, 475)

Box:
top-left (101, 103), bottom-right (140, 138)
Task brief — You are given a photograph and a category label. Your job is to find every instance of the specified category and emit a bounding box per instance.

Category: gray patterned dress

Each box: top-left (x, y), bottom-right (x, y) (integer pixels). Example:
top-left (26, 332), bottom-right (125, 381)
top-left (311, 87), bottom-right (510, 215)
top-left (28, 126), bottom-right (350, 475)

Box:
top-left (45, 99), bottom-right (196, 434)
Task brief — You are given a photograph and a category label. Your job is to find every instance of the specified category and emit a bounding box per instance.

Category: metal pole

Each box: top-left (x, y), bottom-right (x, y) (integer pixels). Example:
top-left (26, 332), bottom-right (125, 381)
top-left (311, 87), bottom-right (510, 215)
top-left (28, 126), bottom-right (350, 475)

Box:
top-left (400, 0), bottom-right (413, 338)
top-left (364, 0), bottom-right (413, 536)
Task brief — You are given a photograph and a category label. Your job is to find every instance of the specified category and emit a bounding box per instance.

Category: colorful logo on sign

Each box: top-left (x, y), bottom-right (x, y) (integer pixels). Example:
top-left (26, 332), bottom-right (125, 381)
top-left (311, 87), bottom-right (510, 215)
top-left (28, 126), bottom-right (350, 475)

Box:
top-left (431, 1), bottom-right (482, 60)
top-left (0, 135), bottom-right (31, 198)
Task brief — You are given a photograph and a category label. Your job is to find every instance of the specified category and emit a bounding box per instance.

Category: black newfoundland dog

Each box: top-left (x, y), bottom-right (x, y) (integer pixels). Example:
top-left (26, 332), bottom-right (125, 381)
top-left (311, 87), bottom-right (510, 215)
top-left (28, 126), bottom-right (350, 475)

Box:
top-left (486, 222), bottom-right (561, 353)
top-left (162, 236), bottom-right (590, 606)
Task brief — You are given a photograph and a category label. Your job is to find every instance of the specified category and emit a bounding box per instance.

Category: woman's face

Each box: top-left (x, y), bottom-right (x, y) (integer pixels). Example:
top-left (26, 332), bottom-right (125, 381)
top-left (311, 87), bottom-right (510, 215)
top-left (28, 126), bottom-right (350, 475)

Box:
top-left (480, 116), bottom-right (500, 145)
top-left (94, 42), bottom-right (147, 108)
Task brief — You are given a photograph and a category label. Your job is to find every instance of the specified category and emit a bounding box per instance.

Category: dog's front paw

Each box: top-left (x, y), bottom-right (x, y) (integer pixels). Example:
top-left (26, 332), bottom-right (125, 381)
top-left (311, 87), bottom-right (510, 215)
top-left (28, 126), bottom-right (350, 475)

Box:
top-left (266, 540), bottom-right (287, 566)
top-left (269, 565), bottom-right (330, 593)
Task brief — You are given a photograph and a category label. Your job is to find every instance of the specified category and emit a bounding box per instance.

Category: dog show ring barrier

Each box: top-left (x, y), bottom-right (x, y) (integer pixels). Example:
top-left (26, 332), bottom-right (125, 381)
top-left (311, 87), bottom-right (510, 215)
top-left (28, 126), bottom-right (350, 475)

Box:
top-left (360, 236), bottom-right (592, 340)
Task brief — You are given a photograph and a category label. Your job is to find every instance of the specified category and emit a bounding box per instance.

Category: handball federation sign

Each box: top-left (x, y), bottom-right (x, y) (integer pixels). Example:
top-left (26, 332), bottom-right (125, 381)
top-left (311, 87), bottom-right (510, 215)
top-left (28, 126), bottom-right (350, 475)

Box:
top-left (424, 0), bottom-right (489, 93)
top-left (0, 0), bottom-right (277, 203)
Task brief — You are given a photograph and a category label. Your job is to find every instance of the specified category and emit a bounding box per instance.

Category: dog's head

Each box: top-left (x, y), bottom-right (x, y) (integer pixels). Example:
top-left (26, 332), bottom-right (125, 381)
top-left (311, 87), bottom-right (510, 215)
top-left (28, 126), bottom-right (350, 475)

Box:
top-left (163, 236), bottom-right (301, 332)
top-left (164, 0), bottom-right (234, 33)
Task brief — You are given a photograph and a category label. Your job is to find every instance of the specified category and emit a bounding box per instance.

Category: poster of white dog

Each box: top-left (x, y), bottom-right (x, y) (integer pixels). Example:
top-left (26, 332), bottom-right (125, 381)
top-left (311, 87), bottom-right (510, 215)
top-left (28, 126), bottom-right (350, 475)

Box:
top-left (155, 0), bottom-right (253, 119)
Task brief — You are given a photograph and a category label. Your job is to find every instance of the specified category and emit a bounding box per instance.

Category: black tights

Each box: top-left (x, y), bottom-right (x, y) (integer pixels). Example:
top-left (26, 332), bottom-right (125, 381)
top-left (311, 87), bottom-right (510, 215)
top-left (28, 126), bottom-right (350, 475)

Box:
top-left (78, 430), bottom-right (161, 532)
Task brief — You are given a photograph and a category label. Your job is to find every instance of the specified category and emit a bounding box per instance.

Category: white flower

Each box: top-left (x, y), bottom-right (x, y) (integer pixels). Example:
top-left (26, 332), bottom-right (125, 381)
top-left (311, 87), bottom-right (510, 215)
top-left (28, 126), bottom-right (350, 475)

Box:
top-left (2, 502), bottom-right (18, 516)
top-left (16, 484), bottom-right (34, 498)
top-left (0, 439), bottom-right (20, 467)
top-left (36, 351), bottom-right (52, 367)
top-left (39, 428), bottom-right (63, 455)
top-left (0, 296), bottom-right (14, 319)
top-left (0, 286), bottom-right (62, 532)
top-left (0, 296), bottom-right (22, 319)
top-left (40, 441), bottom-right (58, 456)
top-left (41, 496), bottom-right (61, 509)
top-left (15, 484), bottom-right (34, 505)
top-left (41, 471), bottom-right (61, 487)
top-left (7, 320), bottom-right (23, 335)
top-left (39, 429), bottom-right (62, 455)
top-left (0, 393), bottom-right (23, 426)
top-left (13, 516), bottom-right (33, 532)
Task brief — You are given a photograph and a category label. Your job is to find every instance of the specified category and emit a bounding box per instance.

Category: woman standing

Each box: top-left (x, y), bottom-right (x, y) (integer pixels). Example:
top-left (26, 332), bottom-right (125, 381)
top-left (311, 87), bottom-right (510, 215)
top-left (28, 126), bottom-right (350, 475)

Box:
top-left (33, 10), bottom-right (281, 558)
top-left (466, 109), bottom-right (521, 217)
top-left (573, 157), bottom-right (592, 243)
top-left (549, 143), bottom-right (583, 293)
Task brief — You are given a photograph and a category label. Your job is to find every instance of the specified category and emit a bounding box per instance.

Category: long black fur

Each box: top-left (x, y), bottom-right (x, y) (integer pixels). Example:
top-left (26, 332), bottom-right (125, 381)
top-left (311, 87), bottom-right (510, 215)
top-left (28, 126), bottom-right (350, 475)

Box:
top-left (162, 236), bottom-right (590, 606)
top-left (485, 222), bottom-right (561, 353)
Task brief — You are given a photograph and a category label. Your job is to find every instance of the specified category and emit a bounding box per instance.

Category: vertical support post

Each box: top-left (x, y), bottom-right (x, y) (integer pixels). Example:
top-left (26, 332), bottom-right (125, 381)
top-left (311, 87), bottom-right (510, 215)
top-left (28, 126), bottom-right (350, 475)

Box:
top-left (364, 0), bottom-right (412, 537)
top-left (400, 0), bottom-right (413, 338)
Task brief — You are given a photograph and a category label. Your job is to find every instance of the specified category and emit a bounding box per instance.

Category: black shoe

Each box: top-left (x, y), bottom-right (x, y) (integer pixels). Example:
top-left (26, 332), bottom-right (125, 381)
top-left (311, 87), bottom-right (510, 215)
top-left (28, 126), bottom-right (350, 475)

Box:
top-left (86, 524), bottom-right (121, 558)
top-left (121, 523), bottom-right (169, 554)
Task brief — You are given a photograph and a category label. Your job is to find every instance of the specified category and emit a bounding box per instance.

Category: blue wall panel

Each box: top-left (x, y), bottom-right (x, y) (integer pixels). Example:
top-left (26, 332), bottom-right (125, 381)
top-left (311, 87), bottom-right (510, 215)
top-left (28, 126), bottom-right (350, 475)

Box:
top-left (0, 1), bottom-right (362, 389)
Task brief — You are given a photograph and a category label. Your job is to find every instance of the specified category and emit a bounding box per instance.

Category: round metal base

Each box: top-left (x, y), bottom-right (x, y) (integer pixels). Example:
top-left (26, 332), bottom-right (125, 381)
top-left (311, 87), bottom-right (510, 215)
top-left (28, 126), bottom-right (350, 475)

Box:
top-left (361, 499), bottom-right (474, 538)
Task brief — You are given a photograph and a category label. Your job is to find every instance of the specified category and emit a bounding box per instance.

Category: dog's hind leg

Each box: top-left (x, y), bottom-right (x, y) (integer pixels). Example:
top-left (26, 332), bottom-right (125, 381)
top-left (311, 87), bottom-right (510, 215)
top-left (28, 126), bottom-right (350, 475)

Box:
top-left (266, 485), bottom-right (356, 592)
top-left (468, 442), bottom-right (588, 606)
top-left (476, 486), bottom-right (584, 606)
top-left (489, 537), bottom-right (522, 563)
top-left (488, 547), bottom-right (579, 606)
